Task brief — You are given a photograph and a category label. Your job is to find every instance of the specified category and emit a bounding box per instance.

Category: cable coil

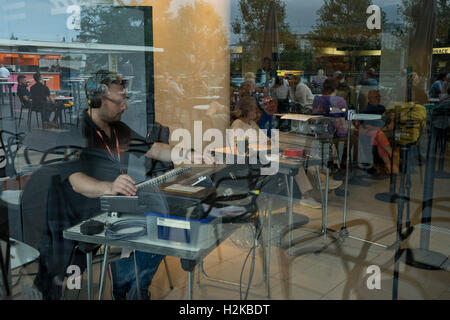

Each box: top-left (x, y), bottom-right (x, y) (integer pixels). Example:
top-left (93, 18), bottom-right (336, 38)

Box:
top-left (105, 218), bottom-right (147, 240)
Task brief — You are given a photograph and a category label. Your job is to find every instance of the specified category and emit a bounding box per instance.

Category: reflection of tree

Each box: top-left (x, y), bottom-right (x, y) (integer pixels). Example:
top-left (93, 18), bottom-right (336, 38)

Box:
top-left (396, 0), bottom-right (438, 102)
top-left (78, 6), bottom-right (146, 46)
top-left (151, 1), bottom-right (230, 133)
top-left (280, 47), bottom-right (313, 73)
top-left (397, 0), bottom-right (449, 47)
top-left (158, 1), bottom-right (229, 78)
top-left (308, 0), bottom-right (383, 49)
top-left (232, 0), bottom-right (297, 69)
top-left (76, 5), bottom-right (151, 73)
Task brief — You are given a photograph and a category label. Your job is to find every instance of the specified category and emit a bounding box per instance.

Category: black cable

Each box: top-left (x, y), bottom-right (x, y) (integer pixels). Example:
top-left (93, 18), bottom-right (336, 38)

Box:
top-left (239, 210), bottom-right (263, 300)
top-left (240, 224), bottom-right (256, 300)
top-left (105, 218), bottom-right (147, 240)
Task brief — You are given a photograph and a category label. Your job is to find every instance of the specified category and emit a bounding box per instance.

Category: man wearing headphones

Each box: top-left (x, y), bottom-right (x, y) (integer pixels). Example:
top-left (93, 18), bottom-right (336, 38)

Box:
top-left (34, 72), bottom-right (213, 300)
top-left (73, 74), bottom-right (213, 299)
top-left (69, 76), bottom-right (213, 196)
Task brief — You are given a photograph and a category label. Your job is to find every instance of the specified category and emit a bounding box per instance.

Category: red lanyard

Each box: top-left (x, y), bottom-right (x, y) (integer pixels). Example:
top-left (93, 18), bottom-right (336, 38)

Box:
top-left (95, 128), bottom-right (124, 174)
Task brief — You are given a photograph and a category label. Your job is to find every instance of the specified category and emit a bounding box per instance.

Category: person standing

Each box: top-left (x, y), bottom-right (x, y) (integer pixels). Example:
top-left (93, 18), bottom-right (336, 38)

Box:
top-left (429, 71), bottom-right (447, 99)
top-left (270, 76), bottom-right (290, 112)
top-left (256, 57), bottom-right (276, 96)
top-left (294, 75), bottom-right (314, 109)
top-left (0, 64), bottom-right (10, 78)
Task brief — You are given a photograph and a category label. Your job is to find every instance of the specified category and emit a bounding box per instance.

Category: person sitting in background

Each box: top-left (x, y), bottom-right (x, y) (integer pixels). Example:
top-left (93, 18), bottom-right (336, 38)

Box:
top-left (270, 76), bottom-right (290, 112)
top-left (17, 75), bottom-right (32, 106)
top-left (439, 79), bottom-right (450, 103)
top-left (30, 73), bottom-right (62, 128)
top-left (294, 75), bottom-right (314, 110)
top-left (312, 78), bottom-right (348, 138)
top-left (244, 72), bottom-right (256, 83)
top-left (365, 90), bottom-right (386, 115)
top-left (429, 71), bottom-right (447, 99)
top-left (441, 73), bottom-right (450, 100)
top-left (167, 74), bottom-right (184, 101)
top-left (334, 71), bottom-right (351, 106)
top-left (360, 68), bottom-right (378, 87)
top-left (358, 68), bottom-right (379, 111)
top-left (312, 78), bottom-right (352, 175)
top-left (230, 96), bottom-right (323, 208)
top-left (310, 69), bottom-right (327, 94)
top-left (256, 57), bottom-right (276, 95)
top-left (357, 90), bottom-right (398, 175)
top-left (237, 79), bottom-right (276, 137)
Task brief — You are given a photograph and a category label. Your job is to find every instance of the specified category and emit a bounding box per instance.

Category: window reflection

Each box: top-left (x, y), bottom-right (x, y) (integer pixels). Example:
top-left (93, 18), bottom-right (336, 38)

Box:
top-left (0, 0), bottom-right (448, 301)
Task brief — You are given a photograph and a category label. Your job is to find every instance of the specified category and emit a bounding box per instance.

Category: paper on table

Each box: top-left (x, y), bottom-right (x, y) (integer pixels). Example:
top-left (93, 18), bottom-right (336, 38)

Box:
top-left (280, 114), bottom-right (322, 121)
top-left (265, 154), bottom-right (280, 161)
top-left (163, 184), bottom-right (204, 194)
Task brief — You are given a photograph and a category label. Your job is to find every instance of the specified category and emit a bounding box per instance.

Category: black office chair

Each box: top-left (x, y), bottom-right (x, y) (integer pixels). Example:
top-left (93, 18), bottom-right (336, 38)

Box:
top-left (144, 122), bottom-right (174, 175)
top-left (20, 162), bottom-right (108, 300)
top-left (19, 97), bottom-right (45, 130)
top-left (18, 97), bottom-right (36, 129)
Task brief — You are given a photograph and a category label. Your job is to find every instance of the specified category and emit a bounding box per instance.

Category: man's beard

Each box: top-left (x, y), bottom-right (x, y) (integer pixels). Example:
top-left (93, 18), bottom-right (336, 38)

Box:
top-left (112, 112), bottom-right (124, 122)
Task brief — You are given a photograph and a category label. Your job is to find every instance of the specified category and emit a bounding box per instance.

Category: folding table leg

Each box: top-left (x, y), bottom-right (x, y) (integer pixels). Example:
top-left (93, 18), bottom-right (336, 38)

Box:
top-left (86, 251), bottom-right (93, 300)
top-left (98, 245), bottom-right (110, 300)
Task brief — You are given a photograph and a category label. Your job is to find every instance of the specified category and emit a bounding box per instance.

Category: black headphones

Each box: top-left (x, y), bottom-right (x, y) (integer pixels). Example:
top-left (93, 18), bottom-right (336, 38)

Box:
top-left (88, 82), bottom-right (109, 108)
top-left (85, 71), bottom-right (114, 108)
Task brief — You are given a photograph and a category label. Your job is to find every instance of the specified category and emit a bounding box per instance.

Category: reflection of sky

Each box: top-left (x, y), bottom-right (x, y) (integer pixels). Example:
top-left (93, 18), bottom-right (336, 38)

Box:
top-left (230, 0), bottom-right (402, 44)
top-left (0, 0), bottom-right (79, 42)
top-left (1, 0), bottom-right (403, 45)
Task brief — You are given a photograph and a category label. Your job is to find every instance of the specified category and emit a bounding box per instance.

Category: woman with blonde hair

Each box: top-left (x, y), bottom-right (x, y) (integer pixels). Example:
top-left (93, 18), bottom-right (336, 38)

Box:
top-left (231, 96), bottom-right (322, 209)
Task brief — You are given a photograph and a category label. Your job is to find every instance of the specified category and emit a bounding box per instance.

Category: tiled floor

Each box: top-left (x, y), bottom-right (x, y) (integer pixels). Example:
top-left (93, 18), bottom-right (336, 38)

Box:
top-left (11, 198), bottom-right (450, 300)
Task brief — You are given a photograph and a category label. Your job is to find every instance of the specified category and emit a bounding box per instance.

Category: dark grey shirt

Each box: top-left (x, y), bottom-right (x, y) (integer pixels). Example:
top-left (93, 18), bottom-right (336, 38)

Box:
top-left (62, 109), bottom-right (152, 217)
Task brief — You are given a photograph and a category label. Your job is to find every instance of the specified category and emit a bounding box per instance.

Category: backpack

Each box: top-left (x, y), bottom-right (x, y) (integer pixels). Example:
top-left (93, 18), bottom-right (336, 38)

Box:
top-left (396, 103), bottom-right (426, 145)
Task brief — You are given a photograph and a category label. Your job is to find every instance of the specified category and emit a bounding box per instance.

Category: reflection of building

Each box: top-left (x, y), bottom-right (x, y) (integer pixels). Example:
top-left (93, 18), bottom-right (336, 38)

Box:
top-left (382, 23), bottom-right (404, 50)
top-left (432, 47), bottom-right (450, 73)
top-left (230, 44), bottom-right (243, 76)
top-left (295, 34), bottom-right (312, 51)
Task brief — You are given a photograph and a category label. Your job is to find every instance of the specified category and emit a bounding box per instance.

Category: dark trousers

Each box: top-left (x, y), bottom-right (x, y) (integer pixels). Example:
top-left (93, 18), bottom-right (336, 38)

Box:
top-left (42, 102), bottom-right (63, 123)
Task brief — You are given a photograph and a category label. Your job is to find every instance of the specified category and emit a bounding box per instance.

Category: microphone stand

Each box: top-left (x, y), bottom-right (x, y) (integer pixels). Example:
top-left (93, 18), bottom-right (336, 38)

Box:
top-left (337, 110), bottom-right (387, 248)
top-left (400, 109), bottom-right (449, 271)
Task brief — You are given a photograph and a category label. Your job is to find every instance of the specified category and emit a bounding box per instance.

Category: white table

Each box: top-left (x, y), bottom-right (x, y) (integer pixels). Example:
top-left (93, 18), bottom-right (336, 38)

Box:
top-left (63, 212), bottom-right (240, 300)
top-left (54, 96), bottom-right (73, 101)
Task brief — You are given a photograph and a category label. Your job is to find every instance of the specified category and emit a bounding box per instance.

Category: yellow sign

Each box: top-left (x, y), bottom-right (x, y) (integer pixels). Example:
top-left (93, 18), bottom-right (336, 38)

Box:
top-left (277, 70), bottom-right (303, 77)
top-left (433, 47), bottom-right (450, 55)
